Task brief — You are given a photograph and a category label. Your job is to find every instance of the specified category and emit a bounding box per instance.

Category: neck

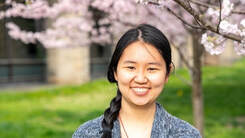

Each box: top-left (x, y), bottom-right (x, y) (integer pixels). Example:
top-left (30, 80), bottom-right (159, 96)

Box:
top-left (119, 100), bottom-right (156, 124)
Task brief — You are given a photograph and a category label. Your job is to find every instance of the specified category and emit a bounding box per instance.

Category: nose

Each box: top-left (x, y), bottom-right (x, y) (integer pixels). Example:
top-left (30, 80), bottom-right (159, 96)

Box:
top-left (134, 70), bottom-right (148, 84)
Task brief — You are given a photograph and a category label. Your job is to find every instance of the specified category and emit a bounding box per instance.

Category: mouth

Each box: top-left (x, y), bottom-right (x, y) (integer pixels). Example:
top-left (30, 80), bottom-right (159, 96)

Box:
top-left (131, 87), bottom-right (151, 96)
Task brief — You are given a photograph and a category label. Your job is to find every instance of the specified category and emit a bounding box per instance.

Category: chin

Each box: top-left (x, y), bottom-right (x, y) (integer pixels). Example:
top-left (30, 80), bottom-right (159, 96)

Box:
top-left (131, 99), bottom-right (152, 107)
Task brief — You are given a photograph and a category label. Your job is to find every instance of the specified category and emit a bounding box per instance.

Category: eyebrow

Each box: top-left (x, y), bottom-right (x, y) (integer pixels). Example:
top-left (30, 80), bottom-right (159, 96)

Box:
top-left (123, 60), bottom-right (136, 64)
top-left (123, 60), bottom-right (162, 66)
top-left (148, 62), bottom-right (162, 66)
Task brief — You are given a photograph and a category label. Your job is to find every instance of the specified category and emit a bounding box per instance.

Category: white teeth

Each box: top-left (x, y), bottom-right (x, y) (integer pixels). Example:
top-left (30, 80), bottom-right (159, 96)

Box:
top-left (132, 88), bottom-right (148, 93)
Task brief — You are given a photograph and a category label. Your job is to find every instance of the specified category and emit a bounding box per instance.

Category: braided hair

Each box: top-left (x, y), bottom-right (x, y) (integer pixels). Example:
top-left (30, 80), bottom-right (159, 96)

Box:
top-left (101, 24), bottom-right (172, 138)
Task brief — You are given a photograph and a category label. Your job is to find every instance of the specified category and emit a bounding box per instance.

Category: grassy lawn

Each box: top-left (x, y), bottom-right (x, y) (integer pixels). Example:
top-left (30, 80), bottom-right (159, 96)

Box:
top-left (0, 59), bottom-right (245, 138)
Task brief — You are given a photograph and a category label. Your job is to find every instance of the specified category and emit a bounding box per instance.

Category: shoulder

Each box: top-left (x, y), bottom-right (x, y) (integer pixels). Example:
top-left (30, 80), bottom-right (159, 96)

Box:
top-left (156, 103), bottom-right (201, 138)
top-left (72, 115), bottom-right (103, 138)
top-left (165, 112), bottom-right (201, 138)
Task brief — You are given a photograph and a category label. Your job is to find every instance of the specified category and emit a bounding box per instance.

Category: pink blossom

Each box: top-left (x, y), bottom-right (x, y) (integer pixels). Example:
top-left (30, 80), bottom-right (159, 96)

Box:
top-left (6, 22), bottom-right (37, 44)
top-left (2, 0), bottom-right (92, 48)
top-left (5, 0), bottom-right (12, 5)
top-left (234, 40), bottom-right (245, 55)
top-left (201, 32), bottom-right (227, 55)
top-left (1, 0), bottom-right (244, 54)
top-left (207, 0), bottom-right (233, 20)
top-left (241, 19), bottom-right (245, 28)
top-left (220, 20), bottom-right (240, 34)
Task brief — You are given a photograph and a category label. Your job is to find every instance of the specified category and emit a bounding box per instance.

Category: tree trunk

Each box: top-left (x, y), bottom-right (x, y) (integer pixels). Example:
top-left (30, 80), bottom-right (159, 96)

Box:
top-left (191, 32), bottom-right (204, 137)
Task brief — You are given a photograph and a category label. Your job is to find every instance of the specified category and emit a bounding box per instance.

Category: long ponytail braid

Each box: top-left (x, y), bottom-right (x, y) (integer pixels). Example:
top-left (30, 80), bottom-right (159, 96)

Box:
top-left (101, 89), bottom-right (122, 138)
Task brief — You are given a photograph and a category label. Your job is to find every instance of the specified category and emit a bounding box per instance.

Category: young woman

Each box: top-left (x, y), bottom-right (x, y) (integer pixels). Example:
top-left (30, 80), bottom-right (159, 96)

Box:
top-left (73, 24), bottom-right (201, 138)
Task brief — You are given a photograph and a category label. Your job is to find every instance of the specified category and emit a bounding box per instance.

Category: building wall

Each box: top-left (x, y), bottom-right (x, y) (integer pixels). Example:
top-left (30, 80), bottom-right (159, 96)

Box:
top-left (0, 18), bottom-right (46, 83)
top-left (46, 47), bottom-right (90, 84)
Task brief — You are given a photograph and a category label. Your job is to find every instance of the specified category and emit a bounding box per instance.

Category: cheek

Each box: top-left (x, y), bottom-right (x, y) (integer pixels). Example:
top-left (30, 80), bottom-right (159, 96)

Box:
top-left (117, 70), bottom-right (135, 85)
top-left (148, 72), bottom-right (166, 87)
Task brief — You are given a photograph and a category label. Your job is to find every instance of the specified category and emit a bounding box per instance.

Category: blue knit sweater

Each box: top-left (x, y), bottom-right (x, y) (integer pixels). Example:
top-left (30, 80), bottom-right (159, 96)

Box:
top-left (73, 103), bottom-right (201, 138)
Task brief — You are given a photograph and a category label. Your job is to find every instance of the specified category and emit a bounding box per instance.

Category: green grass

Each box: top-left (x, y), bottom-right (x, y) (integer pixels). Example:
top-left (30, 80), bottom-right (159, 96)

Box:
top-left (0, 59), bottom-right (245, 138)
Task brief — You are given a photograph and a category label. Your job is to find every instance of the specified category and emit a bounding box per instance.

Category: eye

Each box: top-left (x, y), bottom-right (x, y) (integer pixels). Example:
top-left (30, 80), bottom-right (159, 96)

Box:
top-left (126, 66), bottom-right (135, 70)
top-left (147, 68), bottom-right (158, 72)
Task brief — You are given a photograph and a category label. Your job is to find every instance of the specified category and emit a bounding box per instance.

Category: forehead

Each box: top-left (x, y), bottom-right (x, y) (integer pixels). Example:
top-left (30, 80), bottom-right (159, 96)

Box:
top-left (119, 41), bottom-right (165, 64)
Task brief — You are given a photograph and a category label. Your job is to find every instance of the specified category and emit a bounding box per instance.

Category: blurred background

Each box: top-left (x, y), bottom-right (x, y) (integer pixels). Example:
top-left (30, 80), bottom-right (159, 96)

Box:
top-left (0, 0), bottom-right (244, 138)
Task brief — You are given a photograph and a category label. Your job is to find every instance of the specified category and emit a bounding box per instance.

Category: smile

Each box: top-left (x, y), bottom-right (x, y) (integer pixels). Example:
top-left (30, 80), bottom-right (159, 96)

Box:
top-left (132, 88), bottom-right (148, 92)
top-left (131, 87), bottom-right (151, 96)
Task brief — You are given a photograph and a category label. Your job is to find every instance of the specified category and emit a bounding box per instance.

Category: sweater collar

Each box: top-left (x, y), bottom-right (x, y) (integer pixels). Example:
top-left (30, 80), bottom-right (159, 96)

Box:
top-left (112, 102), bottom-right (167, 138)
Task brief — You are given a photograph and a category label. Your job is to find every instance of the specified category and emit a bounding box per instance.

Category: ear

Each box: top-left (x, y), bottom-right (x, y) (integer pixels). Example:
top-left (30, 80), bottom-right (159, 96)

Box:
top-left (165, 64), bottom-right (173, 83)
top-left (114, 71), bottom-right (118, 81)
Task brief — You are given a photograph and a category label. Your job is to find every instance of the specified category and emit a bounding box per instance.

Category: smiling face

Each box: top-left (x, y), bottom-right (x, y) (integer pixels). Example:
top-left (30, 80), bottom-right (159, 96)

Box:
top-left (114, 41), bottom-right (169, 107)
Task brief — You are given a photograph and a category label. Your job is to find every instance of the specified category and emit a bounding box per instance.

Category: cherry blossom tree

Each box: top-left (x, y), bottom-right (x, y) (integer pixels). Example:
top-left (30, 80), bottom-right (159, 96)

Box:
top-left (1, 0), bottom-right (244, 136)
top-left (1, 0), bottom-right (244, 53)
top-left (0, 0), bottom-right (94, 48)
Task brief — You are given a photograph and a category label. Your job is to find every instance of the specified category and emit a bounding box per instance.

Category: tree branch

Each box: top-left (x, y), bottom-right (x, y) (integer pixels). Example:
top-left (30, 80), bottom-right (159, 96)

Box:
top-left (217, 0), bottom-right (222, 33)
top-left (232, 10), bottom-right (245, 15)
top-left (165, 6), bottom-right (204, 30)
top-left (172, 0), bottom-right (242, 42)
top-left (147, 1), bottom-right (205, 30)
top-left (147, 0), bottom-right (242, 42)
top-left (189, 0), bottom-right (216, 8)
top-left (171, 42), bottom-right (194, 71)
top-left (189, 0), bottom-right (245, 15)
top-left (170, 41), bottom-right (192, 86)
top-left (186, 0), bottom-right (202, 27)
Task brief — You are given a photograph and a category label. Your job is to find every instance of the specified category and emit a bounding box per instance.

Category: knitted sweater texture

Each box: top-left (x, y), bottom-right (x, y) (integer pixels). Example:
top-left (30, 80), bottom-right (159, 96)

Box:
top-left (73, 103), bottom-right (201, 138)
